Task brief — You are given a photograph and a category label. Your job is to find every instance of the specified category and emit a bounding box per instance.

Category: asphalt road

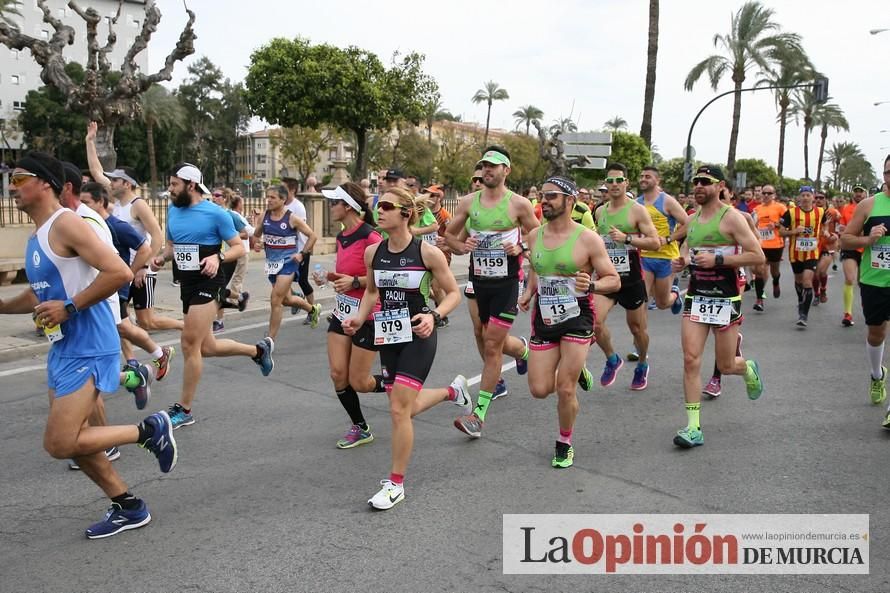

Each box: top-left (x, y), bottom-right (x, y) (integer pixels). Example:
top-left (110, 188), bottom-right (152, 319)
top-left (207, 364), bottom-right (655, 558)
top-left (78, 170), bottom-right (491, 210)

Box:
top-left (1, 270), bottom-right (888, 593)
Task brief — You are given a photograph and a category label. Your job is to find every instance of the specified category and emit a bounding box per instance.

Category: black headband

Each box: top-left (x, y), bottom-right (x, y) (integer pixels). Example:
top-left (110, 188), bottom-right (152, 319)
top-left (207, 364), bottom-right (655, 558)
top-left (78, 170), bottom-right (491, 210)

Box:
top-left (544, 176), bottom-right (578, 196)
top-left (17, 154), bottom-right (63, 193)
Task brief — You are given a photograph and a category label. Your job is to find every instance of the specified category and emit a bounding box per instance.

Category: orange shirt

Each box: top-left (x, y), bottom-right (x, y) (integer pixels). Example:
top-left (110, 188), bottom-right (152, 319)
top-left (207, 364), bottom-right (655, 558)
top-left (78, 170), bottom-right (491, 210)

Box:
top-left (819, 207), bottom-right (840, 251)
top-left (839, 202), bottom-right (864, 253)
top-left (753, 201), bottom-right (787, 249)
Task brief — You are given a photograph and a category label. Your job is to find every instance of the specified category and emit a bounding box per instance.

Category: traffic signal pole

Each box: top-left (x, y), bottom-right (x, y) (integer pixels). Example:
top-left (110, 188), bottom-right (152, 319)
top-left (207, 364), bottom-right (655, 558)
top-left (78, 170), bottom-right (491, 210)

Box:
top-left (683, 78), bottom-right (828, 195)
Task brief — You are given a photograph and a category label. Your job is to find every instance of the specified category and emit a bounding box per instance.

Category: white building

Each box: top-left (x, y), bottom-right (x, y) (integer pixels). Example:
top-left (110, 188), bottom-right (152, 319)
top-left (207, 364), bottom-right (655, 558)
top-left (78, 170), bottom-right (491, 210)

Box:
top-left (0, 0), bottom-right (149, 156)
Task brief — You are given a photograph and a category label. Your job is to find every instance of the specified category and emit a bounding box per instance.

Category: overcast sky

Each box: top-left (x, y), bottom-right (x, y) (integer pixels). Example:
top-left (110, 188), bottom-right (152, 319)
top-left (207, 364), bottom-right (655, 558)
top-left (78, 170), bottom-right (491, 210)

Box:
top-left (148, 0), bottom-right (889, 181)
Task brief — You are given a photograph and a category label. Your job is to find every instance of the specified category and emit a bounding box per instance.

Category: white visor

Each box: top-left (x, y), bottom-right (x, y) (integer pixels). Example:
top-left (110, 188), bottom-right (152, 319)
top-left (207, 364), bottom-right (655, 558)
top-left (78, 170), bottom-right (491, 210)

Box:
top-left (321, 185), bottom-right (363, 214)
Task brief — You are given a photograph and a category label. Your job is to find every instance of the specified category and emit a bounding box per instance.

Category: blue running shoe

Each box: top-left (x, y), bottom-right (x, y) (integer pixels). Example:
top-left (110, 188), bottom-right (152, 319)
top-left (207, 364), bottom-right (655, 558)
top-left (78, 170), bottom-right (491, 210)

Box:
top-left (673, 426), bottom-right (704, 449)
top-left (167, 403), bottom-right (194, 430)
top-left (254, 336), bottom-right (275, 376)
top-left (631, 362), bottom-right (649, 391)
top-left (140, 410), bottom-right (177, 473)
top-left (491, 378), bottom-right (508, 400)
top-left (600, 354), bottom-right (624, 387)
top-left (670, 284), bottom-right (683, 314)
top-left (130, 364), bottom-right (153, 410)
top-left (515, 336), bottom-right (529, 375)
top-left (85, 500), bottom-right (151, 539)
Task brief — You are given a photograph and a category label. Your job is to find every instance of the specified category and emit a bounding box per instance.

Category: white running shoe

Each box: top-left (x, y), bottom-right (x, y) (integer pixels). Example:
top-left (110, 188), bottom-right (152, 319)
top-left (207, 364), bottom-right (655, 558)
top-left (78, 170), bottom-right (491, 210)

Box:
top-left (368, 479), bottom-right (405, 510)
top-left (450, 374), bottom-right (472, 416)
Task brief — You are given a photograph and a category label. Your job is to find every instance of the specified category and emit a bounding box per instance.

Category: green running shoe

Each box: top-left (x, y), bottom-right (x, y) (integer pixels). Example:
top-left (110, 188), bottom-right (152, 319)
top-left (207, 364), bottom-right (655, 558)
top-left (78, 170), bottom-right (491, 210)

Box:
top-left (744, 360), bottom-right (764, 400)
top-left (870, 366), bottom-right (887, 405)
top-left (552, 442), bottom-right (574, 468)
top-left (577, 367), bottom-right (593, 392)
top-left (309, 303), bottom-right (322, 329)
top-left (673, 426), bottom-right (704, 448)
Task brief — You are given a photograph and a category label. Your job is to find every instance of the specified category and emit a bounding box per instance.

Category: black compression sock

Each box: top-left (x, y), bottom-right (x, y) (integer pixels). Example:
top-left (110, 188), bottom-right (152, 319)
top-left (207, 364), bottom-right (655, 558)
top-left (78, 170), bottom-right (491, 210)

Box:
top-left (111, 492), bottom-right (141, 510)
top-left (754, 278), bottom-right (765, 299)
top-left (136, 420), bottom-right (154, 445)
top-left (336, 386), bottom-right (366, 427)
top-left (801, 288), bottom-right (814, 316)
top-left (373, 374), bottom-right (386, 393)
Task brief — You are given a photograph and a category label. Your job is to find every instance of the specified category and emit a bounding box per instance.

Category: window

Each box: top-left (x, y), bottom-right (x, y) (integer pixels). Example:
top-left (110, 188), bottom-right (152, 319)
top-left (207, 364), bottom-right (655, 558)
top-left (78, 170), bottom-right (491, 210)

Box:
top-left (256, 141), bottom-right (265, 149)
top-left (13, 101), bottom-right (24, 111)
top-left (40, 30), bottom-right (49, 40)
top-left (10, 75), bottom-right (20, 85)
top-left (256, 155), bottom-right (267, 164)
top-left (328, 149), bottom-right (337, 160)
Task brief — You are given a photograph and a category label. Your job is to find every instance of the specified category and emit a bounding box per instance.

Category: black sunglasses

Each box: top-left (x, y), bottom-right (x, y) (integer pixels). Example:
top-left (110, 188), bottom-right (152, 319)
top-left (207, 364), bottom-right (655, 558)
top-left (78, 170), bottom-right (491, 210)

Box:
top-left (472, 177), bottom-right (483, 183)
top-left (692, 177), bottom-right (716, 187)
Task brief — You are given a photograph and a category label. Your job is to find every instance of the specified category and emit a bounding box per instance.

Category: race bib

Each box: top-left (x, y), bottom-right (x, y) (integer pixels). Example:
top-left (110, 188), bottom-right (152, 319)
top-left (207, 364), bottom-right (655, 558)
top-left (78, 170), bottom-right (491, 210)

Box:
top-left (795, 237), bottom-right (817, 252)
top-left (537, 276), bottom-right (581, 326)
top-left (44, 323), bottom-right (64, 343)
top-left (333, 293), bottom-right (361, 321)
top-left (870, 244), bottom-right (890, 270)
top-left (421, 232), bottom-right (439, 246)
top-left (472, 249), bottom-right (507, 277)
top-left (174, 244), bottom-right (200, 271)
top-left (264, 259), bottom-right (286, 275)
top-left (373, 308), bottom-right (412, 345)
top-left (464, 280), bottom-right (474, 295)
top-left (689, 296), bottom-right (732, 325)
top-left (603, 238), bottom-right (630, 273)
top-left (758, 227), bottom-right (776, 241)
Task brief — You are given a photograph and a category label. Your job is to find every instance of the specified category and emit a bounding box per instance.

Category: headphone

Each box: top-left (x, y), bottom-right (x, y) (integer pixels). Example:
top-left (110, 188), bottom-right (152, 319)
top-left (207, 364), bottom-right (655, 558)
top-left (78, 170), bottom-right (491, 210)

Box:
top-left (400, 206), bottom-right (411, 218)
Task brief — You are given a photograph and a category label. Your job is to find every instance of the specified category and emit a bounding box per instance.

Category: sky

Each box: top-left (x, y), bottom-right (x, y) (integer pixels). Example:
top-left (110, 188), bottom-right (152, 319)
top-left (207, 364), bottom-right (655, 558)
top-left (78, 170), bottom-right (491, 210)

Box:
top-left (147, 0), bottom-right (889, 182)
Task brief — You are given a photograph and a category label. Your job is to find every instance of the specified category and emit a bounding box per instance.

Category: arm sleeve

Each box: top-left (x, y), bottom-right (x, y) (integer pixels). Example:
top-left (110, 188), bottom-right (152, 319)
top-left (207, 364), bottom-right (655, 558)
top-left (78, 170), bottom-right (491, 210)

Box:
top-left (780, 211), bottom-right (792, 228)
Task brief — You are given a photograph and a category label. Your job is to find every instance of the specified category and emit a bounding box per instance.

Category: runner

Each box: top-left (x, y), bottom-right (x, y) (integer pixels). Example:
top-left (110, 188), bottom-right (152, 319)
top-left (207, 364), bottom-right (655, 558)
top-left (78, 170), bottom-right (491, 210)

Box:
top-left (446, 146), bottom-right (539, 438)
top-left (637, 165), bottom-right (687, 313)
top-left (319, 183), bottom-right (387, 448)
top-left (671, 165), bottom-right (765, 448)
top-left (211, 188), bottom-right (250, 333)
top-left (150, 163), bottom-right (275, 429)
top-left (778, 186), bottom-right (827, 327)
top-left (343, 186), bottom-right (469, 510)
top-left (282, 178), bottom-right (316, 323)
top-left (85, 122), bottom-right (184, 337)
top-left (840, 156), bottom-right (890, 422)
top-left (519, 177), bottom-right (620, 468)
top-left (2, 152), bottom-right (177, 538)
top-left (814, 192), bottom-right (841, 304)
top-left (252, 186), bottom-right (321, 340)
top-left (593, 163), bottom-right (660, 390)
top-left (751, 184), bottom-right (787, 311)
top-left (425, 184), bottom-right (454, 327)
top-left (839, 185), bottom-right (868, 326)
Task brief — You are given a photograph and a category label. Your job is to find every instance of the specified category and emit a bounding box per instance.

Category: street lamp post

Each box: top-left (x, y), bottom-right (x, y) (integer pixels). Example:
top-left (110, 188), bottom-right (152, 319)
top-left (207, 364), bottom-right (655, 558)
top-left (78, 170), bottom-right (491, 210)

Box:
top-left (876, 101), bottom-right (890, 107)
top-left (869, 28), bottom-right (889, 35)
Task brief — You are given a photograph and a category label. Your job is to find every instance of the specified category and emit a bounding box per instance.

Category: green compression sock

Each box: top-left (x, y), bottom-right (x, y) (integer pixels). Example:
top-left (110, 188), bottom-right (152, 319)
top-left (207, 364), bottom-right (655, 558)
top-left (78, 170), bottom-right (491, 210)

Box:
top-left (474, 390), bottom-right (493, 421)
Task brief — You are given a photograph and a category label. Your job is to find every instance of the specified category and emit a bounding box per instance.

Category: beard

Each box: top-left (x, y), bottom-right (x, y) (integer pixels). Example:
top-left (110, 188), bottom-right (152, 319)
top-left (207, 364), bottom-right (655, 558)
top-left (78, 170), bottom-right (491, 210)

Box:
top-left (542, 203), bottom-right (566, 221)
top-left (172, 188), bottom-right (192, 208)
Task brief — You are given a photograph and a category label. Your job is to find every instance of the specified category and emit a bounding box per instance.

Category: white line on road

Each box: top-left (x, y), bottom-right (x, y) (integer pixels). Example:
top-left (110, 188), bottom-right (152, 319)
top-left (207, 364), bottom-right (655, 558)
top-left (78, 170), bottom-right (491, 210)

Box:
top-left (466, 361), bottom-right (517, 387)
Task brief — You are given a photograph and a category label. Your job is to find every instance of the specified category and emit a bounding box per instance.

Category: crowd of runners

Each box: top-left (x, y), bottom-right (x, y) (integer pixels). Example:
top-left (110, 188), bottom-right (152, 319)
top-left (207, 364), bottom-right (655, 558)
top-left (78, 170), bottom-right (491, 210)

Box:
top-left (2, 120), bottom-right (889, 536)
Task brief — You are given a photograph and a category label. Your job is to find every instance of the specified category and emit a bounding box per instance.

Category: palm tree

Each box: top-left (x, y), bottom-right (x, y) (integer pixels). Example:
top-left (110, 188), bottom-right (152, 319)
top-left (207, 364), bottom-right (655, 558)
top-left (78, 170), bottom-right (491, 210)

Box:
top-left (640, 0), bottom-right (659, 148)
top-left (790, 87), bottom-right (820, 181)
top-left (0, 0), bottom-right (21, 27)
top-left (604, 116), bottom-right (628, 132)
top-left (423, 99), bottom-right (453, 144)
top-left (472, 81), bottom-right (509, 146)
top-left (550, 117), bottom-right (578, 136)
top-left (141, 85), bottom-right (186, 195)
top-left (826, 141), bottom-right (864, 190)
top-left (756, 46), bottom-right (814, 177)
top-left (684, 1), bottom-right (802, 177)
top-left (513, 105), bottom-right (544, 135)
top-left (813, 102), bottom-right (848, 190)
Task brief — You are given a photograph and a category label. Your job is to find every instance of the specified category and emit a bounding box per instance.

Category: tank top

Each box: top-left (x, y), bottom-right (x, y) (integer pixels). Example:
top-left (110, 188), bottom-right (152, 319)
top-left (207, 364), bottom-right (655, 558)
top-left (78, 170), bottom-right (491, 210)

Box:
top-left (531, 225), bottom-right (593, 328)
top-left (262, 210), bottom-right (300, 263)
top-left (372, 237), bottom-right (431, 317)
top-left (25, 209), bottom-right (119, 357)
top-left (686, 204), bottom-right (739, 299)
top-left (860, 193), bottom-right (890, 287)
top-left (333, 222), bottom-right (382, 322)
top-left (785, 206), bottom-right (824, 263)
top-left (467, 190), bottom-right (521, 281)
top-left (637, 192), bottom-right (679, 260)
top-left (596, 199), bottom-right (642, 282)
top-left (112, 197), bottom-right (150, 266)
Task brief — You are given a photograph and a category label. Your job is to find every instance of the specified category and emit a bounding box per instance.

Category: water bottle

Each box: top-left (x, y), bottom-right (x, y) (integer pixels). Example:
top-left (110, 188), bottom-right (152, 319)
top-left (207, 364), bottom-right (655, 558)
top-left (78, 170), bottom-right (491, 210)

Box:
top-left (312, 263), bottom-right (327, 288)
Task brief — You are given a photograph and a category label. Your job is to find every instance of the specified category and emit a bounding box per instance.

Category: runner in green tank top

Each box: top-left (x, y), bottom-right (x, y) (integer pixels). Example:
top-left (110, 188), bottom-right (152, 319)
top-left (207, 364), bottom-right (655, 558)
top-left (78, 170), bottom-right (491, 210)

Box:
top-left (445, 146), bottom-right (540, 439)
top-left (591, 163), bottom-right (660, 391)
top-left (671, 166), bottom-right (765, 449)
top-left (518, 177), bottom-right (619, 468)
top-left (839, 155), bottom-right (890, 425)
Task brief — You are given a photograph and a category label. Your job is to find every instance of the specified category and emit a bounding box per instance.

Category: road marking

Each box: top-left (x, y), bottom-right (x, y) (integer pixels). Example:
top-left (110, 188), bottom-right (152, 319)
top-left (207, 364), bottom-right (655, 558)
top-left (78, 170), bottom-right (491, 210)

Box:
top-left (0, 363), bottom-right (46, 377)
top-left (467, 361), bottom-right (516, 387)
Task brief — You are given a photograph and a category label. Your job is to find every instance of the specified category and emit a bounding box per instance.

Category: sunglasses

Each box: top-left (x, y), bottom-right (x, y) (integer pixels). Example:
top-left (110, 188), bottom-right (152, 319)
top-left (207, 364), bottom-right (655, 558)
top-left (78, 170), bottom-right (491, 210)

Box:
top-left (212, 192), bottom-right (223, 198)
top-left (692, 176), bottom-right (718, 187)
top-left (377, 201), bottom-right (404, 213)
top-left (10, 172), bottom-right (38, 188)
top-left (604, 176), bottom-right (626, 184)
top-left (472, 177), bottom-right (483, 183)
top-left (541, 191), bottom-right (570, 201)
top-left (761, 191), bottom-right (775, 195)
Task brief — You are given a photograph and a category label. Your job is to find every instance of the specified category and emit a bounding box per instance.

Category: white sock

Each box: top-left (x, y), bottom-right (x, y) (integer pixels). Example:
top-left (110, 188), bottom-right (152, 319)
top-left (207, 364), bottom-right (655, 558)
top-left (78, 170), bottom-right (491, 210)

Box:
top-left (866, 341), bottom-right (885, 380)
top-left (150, 347), bottom-right (163, 360)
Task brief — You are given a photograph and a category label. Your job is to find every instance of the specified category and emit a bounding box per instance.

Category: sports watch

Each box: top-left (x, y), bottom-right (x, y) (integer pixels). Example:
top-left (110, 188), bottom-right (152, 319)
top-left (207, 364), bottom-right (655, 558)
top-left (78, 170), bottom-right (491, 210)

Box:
top-left (352, 276), bottom-right (361, 290)
top-left (64, 299), bottom-right (77, 317)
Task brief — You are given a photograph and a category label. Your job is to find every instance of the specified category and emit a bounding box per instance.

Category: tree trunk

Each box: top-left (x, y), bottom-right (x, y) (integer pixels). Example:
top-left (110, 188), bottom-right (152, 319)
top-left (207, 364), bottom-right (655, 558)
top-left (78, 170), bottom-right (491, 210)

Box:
top-left (353, 127), bottom-right (368, 180)
top-left (525, 120), bottom-right (530, 136)
top-left (803, 123), bottom-right (810, 181)
top-left (639, 0), bottom-right (659, 148)
top-left (146, 123), bottom-right (158, 198)
top-left (777, 100), bottom-right (788, 178)
top-left (483, 100), bottom-right (492, 146)
top-left (95, 123), bottom-right (117, 171)
top-left (726, 78), bottom-right (744, 180)
top-left (816, 124), bottom-right (827, 190)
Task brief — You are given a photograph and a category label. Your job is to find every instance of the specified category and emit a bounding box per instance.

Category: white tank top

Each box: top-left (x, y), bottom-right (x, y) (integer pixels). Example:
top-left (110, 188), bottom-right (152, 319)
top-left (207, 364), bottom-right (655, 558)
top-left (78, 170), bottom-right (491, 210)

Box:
top-left (112, 197), bottom-right (153, 273)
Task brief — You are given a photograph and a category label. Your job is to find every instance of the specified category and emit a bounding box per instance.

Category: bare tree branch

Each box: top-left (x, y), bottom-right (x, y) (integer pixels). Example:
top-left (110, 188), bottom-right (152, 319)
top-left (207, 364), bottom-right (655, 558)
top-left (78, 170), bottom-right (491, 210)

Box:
top-left (37, 0), bottom-right (74, 53)
top-left (139, 2), bottom-right (196, 90)
top-left (98, 1), bottom-right (123, 77)
top-left (121, 0), bottom-right (160, 78)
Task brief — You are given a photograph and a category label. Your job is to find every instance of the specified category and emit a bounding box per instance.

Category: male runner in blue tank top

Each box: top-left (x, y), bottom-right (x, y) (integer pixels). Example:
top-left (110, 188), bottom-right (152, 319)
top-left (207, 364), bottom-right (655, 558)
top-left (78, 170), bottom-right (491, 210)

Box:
top-left (1, 152), bottom-right (177, 538)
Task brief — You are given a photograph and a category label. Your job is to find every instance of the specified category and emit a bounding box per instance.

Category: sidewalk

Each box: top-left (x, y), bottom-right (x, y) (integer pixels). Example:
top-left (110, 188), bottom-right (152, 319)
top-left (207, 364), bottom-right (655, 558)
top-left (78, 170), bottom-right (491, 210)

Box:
top-left (0, 252), bottom-right (471, 363)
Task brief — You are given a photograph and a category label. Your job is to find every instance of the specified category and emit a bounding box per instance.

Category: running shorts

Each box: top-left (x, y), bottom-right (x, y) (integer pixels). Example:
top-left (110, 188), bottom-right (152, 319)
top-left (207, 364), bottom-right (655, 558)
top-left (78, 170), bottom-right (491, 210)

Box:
top-left (763, 248), bottom-right (784, 263)
top-left (791, 260), bottom-right (818, 275)
top-left (601, 280), bottom-right (648, 310)
top-left (641, 257), bottom-right (673, 279)
top-left (48, 350), bottom-right (119, 397)
top-left (860, 283), bottom-right (890, 327)
top-left (327, 315), bottom-right (378, 351)
top-left (128, 272), bottom-right (157, 310)
top-left (473, 278), bottom-right (519, 328)
top-left (379, 331), bottom-right (437, 392)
